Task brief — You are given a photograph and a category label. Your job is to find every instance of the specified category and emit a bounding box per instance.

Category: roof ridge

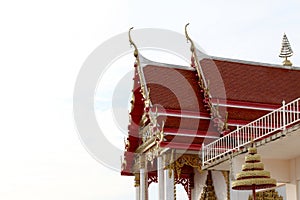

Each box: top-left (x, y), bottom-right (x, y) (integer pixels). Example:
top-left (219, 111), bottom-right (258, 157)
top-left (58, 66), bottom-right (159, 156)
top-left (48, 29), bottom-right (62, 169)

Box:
top-left (138, 53), bottom-right (194, 71)
top-left (209, 56), bottom-right (300, 70)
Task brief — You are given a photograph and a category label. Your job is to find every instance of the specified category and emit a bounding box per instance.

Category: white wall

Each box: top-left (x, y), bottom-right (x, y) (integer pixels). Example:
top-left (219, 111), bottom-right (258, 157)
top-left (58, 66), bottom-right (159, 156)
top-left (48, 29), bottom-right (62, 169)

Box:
top-left (192, 170), bottom-right (207, 200)
top-left (211, 171), bottom-right (227, 200)
top-left (231, 190), bottom-right (252, 200)
top-left (290, 156), bottom-right (300, 200)
top-left (263, 159), bottom-right (290, 182)
top-left (286, 183), bottom-right (297, 200)
top-left (295, 156), bottom-right (300, 180)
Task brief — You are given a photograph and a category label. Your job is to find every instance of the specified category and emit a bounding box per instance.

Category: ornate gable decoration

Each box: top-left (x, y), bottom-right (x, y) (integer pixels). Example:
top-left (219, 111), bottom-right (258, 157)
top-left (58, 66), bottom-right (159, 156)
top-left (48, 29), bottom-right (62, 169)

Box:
top-left (185, 23), bottom-right (228, 134)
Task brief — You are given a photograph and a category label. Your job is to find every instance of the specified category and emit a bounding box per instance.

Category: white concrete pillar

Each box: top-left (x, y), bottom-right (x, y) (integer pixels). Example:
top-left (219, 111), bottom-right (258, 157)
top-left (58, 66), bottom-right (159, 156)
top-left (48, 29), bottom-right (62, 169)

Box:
top-left (140, 168), bottom-right (146, 200)
top-left (164, 168), bottom-right (174, 200)
top-left (136, 186), bottom-right (140, 200)
top-left (230, 156), bottom-right (244, 200)
top-left (135, 173), bottom-right (140, 200)
top-left (297, 180), bottom-right (300, 200)
top-left (157, 156), bottom-right (165, 200)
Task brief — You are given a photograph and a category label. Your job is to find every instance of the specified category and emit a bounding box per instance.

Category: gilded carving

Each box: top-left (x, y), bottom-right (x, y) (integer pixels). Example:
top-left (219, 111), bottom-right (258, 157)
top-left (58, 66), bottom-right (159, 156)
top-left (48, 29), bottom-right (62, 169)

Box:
top-left (121, 155), bottom-right (127, 171)
top-left (128, 27), bottom-right (151, 113)
top-left (165, 154), bottom-right (202, 179)
top-left (200, 171), bottom-right (217, 200)
top-left (134, 173), bottom-right (140, 187)
top-left (133, 155), bottom-right (146, 172)
top-left (175, 176), bottom-right (193, 200)
top-left (147, 174), bottom-right (157, 187)
top-left (248, 189), bottom-right (283, 200)
top-left (185, 23), bottom-right (227, 134)
top-left (124, 137), bottom-right (130, 151)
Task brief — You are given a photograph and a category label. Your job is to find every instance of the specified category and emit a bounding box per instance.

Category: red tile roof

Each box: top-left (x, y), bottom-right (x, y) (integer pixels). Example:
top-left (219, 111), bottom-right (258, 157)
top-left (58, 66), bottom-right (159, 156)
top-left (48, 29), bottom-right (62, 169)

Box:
top-left (200, 58), bottom-right (300, 105)
top-left (143, 65), bottom-right (207, 112)
top-left (122, 56), bottom-right (300, 175)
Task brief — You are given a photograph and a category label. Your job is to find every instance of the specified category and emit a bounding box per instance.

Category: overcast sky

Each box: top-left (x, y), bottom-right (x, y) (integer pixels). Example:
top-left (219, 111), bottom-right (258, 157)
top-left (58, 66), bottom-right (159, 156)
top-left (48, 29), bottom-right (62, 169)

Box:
top-left (1, 1), bottom-right (300, 200)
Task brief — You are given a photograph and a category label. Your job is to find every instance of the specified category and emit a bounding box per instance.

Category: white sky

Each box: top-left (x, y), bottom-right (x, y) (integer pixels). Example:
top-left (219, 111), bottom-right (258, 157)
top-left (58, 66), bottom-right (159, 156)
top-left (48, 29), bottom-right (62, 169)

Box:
top-left (1, 1), bottom-right (300, 200)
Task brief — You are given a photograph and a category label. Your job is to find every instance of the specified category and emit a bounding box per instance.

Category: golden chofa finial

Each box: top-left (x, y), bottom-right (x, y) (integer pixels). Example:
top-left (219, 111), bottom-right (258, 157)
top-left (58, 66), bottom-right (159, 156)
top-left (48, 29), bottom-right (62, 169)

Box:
top-left (129, 27), bottom-right (139, 58)
top-left (185, 23), bottom-right (195, 52)
top-left (279, 33), bottom-right (293, 66)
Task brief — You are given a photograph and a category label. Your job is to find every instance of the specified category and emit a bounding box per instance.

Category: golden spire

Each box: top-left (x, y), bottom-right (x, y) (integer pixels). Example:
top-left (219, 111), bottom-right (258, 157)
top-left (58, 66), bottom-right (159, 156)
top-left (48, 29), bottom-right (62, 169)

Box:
top-left (200, 171), bottom-right (217, 200)
top-left (279, 33), bottom-right (293, 66)
top-left (129, 27), bottom-right (139, 58)
top-left (232, 145), bottom-right (276, 200)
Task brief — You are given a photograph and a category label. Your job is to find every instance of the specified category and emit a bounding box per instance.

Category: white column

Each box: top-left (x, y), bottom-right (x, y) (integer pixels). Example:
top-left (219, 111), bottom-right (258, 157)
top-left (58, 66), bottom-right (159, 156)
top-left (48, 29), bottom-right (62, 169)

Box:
top-left (140, 168), bottom-right (146, 200)
top-left (158, 156), bottom-right (165, 200)
top-left (135, 173), bottom-right (140, 200)
top-left (136, 186), bottom-right (140, 200)
top-left (164, 168), bottom-right (174, 200)
top-left (297, 180), bottom-right (300, 200)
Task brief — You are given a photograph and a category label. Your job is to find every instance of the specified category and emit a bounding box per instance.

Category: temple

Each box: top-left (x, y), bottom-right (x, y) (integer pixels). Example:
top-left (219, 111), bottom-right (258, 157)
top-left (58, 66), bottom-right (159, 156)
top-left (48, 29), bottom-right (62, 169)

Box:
top-left (121, 25), bottom-right (300, 200)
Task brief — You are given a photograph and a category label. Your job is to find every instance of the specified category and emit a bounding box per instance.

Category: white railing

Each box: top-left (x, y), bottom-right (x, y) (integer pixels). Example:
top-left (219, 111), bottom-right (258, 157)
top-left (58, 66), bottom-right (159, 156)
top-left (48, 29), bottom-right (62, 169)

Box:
top-left (202, 98), bottom-right (300, 167)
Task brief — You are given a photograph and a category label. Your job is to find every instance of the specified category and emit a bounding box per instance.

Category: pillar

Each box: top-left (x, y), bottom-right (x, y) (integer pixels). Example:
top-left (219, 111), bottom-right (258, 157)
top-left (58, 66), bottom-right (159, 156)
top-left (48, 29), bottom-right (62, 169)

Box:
top-left (135, 173), bottom-right (140, 200)
top-left (164, 168), bottom-right (175, 200)
top-left (136, 187), bottom-right (140, 200)
top-left (297, 180), bottom-right (300, 200)
top-left (139, 155), bottom-right (148, 200)
top-left (157, 156), bottom-right (165, 200)
top-left (140, 168), bottom-right (147, 200)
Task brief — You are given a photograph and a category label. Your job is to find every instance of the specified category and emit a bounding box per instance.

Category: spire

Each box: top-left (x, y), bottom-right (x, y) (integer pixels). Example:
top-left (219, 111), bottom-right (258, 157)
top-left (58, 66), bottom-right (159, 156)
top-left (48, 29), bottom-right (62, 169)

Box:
top-left (200, 171), bottom-right (217, 200)
top-left (279, 33), bottom-right (293, 66)
top-left (232, 144), bottom-right (276, 200)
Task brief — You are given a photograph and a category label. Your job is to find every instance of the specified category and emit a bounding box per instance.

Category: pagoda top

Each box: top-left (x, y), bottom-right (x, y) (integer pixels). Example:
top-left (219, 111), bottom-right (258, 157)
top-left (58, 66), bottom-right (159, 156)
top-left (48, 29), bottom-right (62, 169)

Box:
top-left (279, 33), bottom-right (293, 66)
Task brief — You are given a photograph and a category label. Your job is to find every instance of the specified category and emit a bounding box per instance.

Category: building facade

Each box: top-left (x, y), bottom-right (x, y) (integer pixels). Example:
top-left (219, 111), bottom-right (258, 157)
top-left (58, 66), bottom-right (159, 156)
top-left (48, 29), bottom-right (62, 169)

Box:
top-left (121, 26), bottom-right (300, 200)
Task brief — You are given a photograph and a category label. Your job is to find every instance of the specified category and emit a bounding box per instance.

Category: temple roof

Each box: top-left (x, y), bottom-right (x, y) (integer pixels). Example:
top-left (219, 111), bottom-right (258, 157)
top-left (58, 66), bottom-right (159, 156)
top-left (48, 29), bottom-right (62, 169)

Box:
top-left (140, 52), bottom-right (300, 109)
top-left (122, 26), bottom-right (300, 179)
top-left (122, 52), bottom-right (300, 175)
top-left (140, 54), bottom-right (300, 128)
top-left (201, 56), bottom-right (300, 105)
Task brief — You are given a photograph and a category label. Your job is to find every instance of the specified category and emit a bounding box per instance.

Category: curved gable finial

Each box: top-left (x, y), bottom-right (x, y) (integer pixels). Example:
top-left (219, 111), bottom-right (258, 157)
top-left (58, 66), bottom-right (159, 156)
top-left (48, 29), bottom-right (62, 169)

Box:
top-left (184, 23), bottom-right (226, 135)
top-left (185, 23), bottom-right (195, 52)
top-left (129, 27), bottom-right (139, 58)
